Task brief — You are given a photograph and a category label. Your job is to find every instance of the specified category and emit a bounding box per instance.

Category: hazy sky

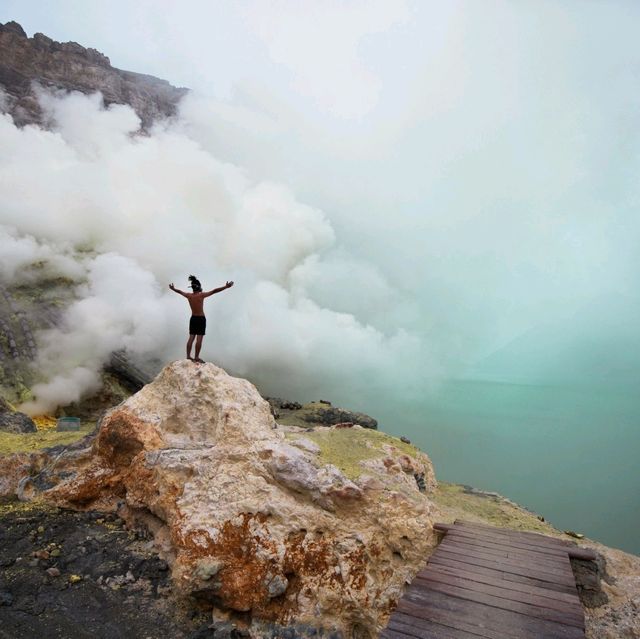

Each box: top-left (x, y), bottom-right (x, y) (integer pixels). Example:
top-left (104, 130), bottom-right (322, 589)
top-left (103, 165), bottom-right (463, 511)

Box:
top-left (2, 1), bottom-right (640, 407)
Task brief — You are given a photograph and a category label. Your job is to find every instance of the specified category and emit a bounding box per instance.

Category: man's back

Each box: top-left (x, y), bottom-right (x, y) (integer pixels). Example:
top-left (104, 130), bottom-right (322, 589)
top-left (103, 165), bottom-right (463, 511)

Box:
top-left (186, 292), bottom-right (206, 316)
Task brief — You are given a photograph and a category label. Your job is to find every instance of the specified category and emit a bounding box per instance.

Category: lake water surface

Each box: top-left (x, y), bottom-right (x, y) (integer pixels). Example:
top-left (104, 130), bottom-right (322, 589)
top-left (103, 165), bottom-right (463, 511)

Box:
top-left (371, 380), bottom-right (639, 555)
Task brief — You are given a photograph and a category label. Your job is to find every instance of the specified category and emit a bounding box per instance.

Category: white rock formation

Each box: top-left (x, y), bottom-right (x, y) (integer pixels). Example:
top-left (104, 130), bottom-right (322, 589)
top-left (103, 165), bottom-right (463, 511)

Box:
top-left (30, 361), bottom-right (437, 637)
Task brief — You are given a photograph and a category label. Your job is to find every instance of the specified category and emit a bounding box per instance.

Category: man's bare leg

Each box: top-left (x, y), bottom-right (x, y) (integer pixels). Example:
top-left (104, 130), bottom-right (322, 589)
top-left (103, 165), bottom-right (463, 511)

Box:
top-left (186, 335), bottom-right (195, 360)
top-left (194, 335), bottom-right (204, 363)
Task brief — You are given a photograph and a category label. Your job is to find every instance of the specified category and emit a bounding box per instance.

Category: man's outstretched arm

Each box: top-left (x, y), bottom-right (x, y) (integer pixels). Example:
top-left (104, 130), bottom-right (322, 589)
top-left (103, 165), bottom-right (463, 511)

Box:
top-left (203, 281), bottom-right (234, 297)
top-left (169, 283), bottom-right (189, 297)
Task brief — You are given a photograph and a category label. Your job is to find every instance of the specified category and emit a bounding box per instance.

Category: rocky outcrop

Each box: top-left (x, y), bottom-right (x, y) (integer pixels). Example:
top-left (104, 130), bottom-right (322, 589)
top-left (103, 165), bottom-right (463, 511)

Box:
top-left (9, 361), bottom-right (435, 638)
top-left (270, 399), bottom-right (378, 430)
top-left (0, 21), bottom-right (187, 128)
top-left (0, 397), bottom-right (36, 433)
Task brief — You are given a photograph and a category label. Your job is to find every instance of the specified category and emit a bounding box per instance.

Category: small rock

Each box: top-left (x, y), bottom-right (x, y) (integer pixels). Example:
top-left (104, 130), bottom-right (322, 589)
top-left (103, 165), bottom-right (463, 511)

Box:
top-left (413, 472), bottom-right (426, 493)
top-left (46, 567), bottom-right (61, 577)
top-left (0, 409), bottom-right (37, 433)
top-left (0, 591), bottom-right (13, 606)
top-left (69, 574), bottom-right (82, 584)
top-left (266, 574), bottom-right (288, 598)
top-left (33, 550), bottom-right (50, 560)
top-left (195, 559), bottom-right (223, 581)
top-left (291, 437), bottom-right (321, 455)
top-left (37, 526), bottom-right (45, 533)
top-left (564, 530), bottom-right (585, 539)
top-left (400, 436), bottom-right (411, 444)
top-left (28, 558), bottom-right (39, 567)
top-left (50, 549), bottom-right (61, 557)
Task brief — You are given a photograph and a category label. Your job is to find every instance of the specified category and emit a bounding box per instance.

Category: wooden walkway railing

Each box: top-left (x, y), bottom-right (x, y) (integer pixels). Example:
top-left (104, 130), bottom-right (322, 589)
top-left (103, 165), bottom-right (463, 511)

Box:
top-left (381, 520), bottom-right (596, 639)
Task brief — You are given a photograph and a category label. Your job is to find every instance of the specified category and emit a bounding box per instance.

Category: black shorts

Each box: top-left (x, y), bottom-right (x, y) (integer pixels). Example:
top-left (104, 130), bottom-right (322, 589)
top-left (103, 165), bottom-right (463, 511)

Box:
top-left (189, 316), bottom-right (206, 336)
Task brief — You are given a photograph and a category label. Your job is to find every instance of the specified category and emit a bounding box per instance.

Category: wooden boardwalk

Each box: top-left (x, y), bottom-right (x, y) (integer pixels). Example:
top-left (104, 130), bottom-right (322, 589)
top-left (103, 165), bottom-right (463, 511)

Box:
top-left (381, 520), bottom-right (596, 639)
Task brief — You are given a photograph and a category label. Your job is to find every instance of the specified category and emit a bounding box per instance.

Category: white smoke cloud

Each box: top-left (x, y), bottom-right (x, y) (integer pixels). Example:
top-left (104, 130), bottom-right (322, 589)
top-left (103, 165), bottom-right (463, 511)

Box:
top-left (3, 0), bottom-right (640, 415)
top-left (0, 90), bottom-right (427, 414)
top-left (0, 226), bottom-right (82, 283)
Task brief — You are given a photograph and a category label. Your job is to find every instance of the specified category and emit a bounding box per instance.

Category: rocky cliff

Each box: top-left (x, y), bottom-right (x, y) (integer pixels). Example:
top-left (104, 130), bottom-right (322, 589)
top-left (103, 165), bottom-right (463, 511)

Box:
top-left (0, 21), bottom-right (187, 128)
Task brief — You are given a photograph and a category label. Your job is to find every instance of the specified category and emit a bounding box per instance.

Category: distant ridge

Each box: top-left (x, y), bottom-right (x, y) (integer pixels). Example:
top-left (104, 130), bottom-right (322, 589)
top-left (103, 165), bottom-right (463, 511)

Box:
top-left (0, 20), bottom-right (188, 128)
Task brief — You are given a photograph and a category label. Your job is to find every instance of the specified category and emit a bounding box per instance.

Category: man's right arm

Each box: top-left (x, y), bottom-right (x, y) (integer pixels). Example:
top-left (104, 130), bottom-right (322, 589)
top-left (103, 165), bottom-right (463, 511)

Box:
top-left (169, 283), bottom-right (189, 297)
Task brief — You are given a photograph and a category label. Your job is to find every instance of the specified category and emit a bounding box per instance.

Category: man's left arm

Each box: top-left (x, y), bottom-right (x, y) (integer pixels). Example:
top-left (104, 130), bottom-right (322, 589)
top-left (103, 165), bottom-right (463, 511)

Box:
top-left (203, 281), bottom-right (234, 297)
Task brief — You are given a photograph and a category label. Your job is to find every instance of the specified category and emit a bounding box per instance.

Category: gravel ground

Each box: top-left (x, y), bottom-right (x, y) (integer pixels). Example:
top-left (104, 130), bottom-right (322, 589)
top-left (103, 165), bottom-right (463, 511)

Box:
top-left (0, 501), bottom-right (227, 639)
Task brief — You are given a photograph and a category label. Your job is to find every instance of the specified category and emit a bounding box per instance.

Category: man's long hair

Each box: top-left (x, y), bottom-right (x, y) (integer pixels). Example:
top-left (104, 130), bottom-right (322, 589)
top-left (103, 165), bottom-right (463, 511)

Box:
top-left (188, 275), bottom-right (202, 293)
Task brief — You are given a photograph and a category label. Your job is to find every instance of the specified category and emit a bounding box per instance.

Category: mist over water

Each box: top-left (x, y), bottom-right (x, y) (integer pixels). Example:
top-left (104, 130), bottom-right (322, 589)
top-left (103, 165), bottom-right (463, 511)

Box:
top-left (1, 1), bottom-right (640, 551)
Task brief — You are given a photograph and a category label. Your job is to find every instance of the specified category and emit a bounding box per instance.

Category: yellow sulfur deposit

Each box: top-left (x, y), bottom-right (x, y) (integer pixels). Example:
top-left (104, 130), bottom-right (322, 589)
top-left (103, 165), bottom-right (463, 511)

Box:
top-left (33, 415), bottom-right (57, 431)
top-left (0, 423), bottom-right (93, 454)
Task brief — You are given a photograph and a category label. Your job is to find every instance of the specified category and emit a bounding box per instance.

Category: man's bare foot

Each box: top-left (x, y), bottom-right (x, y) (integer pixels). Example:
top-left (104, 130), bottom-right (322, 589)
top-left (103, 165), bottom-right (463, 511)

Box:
top-left (194, 358), bottom-right (205, 364)
top-left (187, 356), bottom-right (193, 361)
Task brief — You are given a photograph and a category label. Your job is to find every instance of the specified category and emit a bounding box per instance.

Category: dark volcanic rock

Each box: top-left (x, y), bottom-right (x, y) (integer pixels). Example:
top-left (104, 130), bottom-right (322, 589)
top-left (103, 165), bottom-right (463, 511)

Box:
top-left (0, 501), bottom-right (211, 639)
top-left (0, 501), bottom-right (363, 638)
top-left (0, 21), bottom-right (188, 128)
top-left (0, 411), bottom-right (36, 434)
top-left (270, 398), bottom-right (378, 430)
top-left (300, 403), bottom-right (378, 429)
top-left (0, 398), bottom-right (36, 433)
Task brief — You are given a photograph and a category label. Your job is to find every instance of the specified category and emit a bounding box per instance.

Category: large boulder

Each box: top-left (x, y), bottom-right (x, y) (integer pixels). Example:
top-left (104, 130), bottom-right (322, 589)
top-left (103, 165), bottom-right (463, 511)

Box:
top-left (14, 361), bottom-right (436, 638)
top-left (0, 397), bottom-right (37, 433)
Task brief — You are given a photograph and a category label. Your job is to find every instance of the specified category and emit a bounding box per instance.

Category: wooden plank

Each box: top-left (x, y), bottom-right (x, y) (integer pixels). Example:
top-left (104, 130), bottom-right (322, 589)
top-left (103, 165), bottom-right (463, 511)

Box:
top-left (428, 554), bottom-right (577, 595)
top-left (440, 539), bottom-right (574, 575)
top-left (455, 519), bottom-right (572, 540)
top-left (404, 580), bottom-right (584, 628)
top-left (387, 616), bottom-right (493, 639)
top-left (448, 532), bottom-right (572, 557)
top-left (436, 544), bottom-right (574, 578)
top-left (415, 570), bottom-right (584, 616)
top-left (396, 592), bottom-right (584, 639)
top-left (453, 522), bottom-right (573, 547)
top-left (443, 528), bottom-right (572, 559)
top-left (567, 547), bottom-right (597, 561)
top-left (454, 522), bottom-right (573, 548)
top-left (391, 611), bottom-right (506, 639)
top-left (435, 548), bottom-right (576, 585)
top-left (379, 627), bottom-right (416, 639)
top-left (396, 598), bottom-right (535, 639)
top-left (446, 529), bottom-right (574, 555)
top-left (420, 562), bottom-right (581, 605)
top-left (444, 525), bottom-right (569, 549)
top-left (439, 537), bottom-right (571, 568)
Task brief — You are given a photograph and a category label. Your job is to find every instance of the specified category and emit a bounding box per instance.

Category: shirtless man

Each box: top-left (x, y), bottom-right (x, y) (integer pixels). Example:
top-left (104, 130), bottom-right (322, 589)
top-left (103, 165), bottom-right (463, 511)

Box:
top-left (169, 275), bottom-right (234, 363)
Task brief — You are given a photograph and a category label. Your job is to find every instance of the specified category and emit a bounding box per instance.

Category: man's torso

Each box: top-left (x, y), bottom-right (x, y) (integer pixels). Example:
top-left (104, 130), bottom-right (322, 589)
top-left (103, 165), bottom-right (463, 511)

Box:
top-left (187, 293), bottom-right (205, 316)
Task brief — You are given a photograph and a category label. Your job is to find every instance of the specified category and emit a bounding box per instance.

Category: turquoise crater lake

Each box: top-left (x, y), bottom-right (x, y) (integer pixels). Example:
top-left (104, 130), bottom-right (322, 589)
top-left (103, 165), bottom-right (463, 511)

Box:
top-left (374, 380), bottom-right (639, 555)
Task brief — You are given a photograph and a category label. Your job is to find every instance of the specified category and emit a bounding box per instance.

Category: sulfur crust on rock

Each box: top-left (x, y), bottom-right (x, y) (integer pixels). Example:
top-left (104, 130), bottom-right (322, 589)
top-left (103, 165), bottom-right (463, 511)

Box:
top-left (284, 426), bottom-right (432, 483)
top-left (0, 423), bottom-right (94, 454)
